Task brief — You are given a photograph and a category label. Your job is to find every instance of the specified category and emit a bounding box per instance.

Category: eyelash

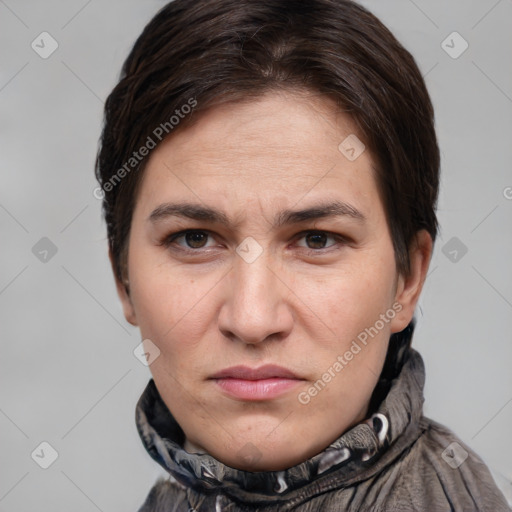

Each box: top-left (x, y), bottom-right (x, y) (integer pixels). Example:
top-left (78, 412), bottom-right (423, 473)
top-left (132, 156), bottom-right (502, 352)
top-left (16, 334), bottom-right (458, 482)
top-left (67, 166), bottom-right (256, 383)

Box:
top-left (160, 229), bottom-right (349, 256)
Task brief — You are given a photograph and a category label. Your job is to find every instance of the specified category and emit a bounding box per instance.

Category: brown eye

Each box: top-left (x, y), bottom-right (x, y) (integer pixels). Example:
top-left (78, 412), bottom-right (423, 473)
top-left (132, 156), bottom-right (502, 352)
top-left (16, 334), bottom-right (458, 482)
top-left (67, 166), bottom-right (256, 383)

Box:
top-left (305, 232), bottom-right (329, 249)
top-left (296, 231), bottom-right (342, 251)
top-left (162, 230), bottom-right (215, 251)
top-left (184, 231), bottom-right (209, 248)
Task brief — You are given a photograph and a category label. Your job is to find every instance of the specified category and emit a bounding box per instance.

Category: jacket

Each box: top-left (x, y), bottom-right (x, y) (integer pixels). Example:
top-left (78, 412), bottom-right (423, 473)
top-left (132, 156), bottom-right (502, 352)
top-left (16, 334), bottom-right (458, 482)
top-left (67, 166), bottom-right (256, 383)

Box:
top-left (135, 324), bottom-right (511, 511)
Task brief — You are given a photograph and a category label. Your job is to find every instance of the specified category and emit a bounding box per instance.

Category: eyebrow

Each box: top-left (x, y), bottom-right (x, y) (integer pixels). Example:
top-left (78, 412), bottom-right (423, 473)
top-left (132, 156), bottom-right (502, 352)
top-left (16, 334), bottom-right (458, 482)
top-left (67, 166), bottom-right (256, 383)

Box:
top-left (147, 200), bottom-right (366, 228)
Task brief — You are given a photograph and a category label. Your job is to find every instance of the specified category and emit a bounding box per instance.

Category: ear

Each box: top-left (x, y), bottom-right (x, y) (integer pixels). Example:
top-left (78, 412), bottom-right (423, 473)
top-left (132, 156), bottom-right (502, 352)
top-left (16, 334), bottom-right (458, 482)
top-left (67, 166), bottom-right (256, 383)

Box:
top-left (108, 247), bottom-right (138, 326)
top-left (390, 230), bottom-right (433, 333)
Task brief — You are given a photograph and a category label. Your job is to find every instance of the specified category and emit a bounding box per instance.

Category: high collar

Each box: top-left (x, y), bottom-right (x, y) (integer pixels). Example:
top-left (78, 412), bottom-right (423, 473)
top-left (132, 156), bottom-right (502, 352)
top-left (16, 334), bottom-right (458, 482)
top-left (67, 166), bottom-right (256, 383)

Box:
top-left (135, 323), bottom-right (425, 504)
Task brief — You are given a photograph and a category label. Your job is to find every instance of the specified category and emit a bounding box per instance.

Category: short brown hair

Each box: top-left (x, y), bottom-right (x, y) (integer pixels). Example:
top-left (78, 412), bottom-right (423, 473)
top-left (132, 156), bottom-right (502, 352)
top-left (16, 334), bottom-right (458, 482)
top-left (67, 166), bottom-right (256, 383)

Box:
top-left (95, 0), bottom-right (440, 287)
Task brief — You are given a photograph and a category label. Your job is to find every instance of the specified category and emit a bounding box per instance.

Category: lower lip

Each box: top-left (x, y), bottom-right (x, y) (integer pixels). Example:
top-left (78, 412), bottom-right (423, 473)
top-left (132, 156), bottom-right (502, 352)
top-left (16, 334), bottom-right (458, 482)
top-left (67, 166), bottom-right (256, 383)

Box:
top-left (213, 378), bottom-right (302, 400)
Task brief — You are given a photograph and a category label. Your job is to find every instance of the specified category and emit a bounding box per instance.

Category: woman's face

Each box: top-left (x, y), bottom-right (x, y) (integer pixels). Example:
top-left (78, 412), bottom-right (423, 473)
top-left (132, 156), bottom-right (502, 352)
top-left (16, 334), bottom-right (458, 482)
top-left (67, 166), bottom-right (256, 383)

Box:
top-left (115, 90), bottom-right (431, 471)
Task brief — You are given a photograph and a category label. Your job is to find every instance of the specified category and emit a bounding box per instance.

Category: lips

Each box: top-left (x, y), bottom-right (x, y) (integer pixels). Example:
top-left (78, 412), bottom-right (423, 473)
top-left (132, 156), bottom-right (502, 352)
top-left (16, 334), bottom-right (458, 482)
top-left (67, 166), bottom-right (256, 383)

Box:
top-left (209, 364), bottom-right (304, 401)
top-left (209, 364), bottom-right (300, 380)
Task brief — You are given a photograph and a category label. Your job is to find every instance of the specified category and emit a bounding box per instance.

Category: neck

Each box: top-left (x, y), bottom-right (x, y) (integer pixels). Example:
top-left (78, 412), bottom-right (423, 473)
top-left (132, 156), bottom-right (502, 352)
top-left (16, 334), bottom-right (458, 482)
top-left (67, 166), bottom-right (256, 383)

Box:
top-left (184, 437), bottom-right (206, 455)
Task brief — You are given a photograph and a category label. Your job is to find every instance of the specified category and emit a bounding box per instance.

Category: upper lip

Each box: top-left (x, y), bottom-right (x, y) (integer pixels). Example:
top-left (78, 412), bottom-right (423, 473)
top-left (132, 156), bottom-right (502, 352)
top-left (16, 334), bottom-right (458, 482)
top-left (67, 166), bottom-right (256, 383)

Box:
top-left (210, 364), bottom-right (301, 380)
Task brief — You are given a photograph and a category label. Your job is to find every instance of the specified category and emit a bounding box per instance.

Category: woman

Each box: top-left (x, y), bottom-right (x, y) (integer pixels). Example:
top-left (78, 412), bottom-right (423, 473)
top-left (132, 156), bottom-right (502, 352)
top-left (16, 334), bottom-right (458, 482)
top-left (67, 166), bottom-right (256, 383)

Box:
top-left (95, 0), bottom-right (511, 510)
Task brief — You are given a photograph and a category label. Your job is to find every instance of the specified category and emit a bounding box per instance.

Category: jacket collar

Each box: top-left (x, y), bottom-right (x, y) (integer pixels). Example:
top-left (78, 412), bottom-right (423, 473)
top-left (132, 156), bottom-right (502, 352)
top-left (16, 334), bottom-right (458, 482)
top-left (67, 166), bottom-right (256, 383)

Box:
top-left (135, 323), bottom-right (425, 503)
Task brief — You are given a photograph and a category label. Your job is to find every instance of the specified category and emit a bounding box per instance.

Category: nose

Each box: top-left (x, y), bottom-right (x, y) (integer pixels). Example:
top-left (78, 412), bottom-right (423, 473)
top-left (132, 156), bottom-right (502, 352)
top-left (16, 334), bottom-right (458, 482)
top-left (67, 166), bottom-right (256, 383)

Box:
top-left (217, 249), bottom-right (294, 346)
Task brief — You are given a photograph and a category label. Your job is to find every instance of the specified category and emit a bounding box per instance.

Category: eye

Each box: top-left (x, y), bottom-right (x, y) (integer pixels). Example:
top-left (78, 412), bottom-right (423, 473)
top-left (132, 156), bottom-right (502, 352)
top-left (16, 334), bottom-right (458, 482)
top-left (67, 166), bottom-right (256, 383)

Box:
top-left (296, 231), bottom-right (340, 250)
top-left (162, 230), bottom-right (217, 251)
top-left (294, 230), bottom-right (348, 252)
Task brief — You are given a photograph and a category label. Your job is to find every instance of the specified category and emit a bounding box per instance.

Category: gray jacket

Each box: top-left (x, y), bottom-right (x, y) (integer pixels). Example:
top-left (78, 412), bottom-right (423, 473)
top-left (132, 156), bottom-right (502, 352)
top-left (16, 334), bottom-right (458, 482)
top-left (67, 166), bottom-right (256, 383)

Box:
top-left (135, 327), bottom-right (510, 511)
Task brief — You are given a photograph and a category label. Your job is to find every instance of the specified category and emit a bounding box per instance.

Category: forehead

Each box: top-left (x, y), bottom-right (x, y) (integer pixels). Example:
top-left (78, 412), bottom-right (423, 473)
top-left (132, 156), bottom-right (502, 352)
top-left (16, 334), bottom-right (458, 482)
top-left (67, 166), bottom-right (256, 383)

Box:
top-left (138, 90), bottom-right (382, 222)
top-left (160, 91), bottom-right (359, 167)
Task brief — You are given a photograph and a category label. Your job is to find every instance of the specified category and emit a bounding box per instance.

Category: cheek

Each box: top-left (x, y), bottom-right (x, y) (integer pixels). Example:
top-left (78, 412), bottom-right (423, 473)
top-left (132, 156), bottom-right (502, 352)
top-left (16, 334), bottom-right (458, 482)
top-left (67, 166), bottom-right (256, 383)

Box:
top-left (128, 244), bottom-right (210, 346)
top-left (298, 258), bottom-right (397, 398)
top-left (306, 256), bottom-right (396, 337)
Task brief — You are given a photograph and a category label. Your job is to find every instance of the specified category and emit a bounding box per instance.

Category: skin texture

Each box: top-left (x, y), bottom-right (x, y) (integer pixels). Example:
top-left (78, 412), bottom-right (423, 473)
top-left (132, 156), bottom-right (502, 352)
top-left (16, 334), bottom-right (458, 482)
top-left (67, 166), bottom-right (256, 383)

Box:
top-left (112, 90), bottom-right (432, 471)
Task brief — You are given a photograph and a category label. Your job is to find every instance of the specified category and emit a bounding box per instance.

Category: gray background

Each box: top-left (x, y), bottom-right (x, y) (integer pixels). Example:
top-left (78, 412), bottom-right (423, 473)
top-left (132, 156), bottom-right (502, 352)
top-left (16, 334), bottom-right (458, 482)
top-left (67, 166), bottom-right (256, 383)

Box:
top-left (1, 0), bottom-right (511, 510)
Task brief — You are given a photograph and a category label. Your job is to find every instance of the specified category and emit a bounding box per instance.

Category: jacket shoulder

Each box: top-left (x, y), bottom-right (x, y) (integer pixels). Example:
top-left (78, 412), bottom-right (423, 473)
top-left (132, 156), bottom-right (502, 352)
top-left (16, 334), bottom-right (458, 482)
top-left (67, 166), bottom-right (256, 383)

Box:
top-left (387, 417), bottom-right (511, 511)
top-left (137, 476), bottom-right (190, 512)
